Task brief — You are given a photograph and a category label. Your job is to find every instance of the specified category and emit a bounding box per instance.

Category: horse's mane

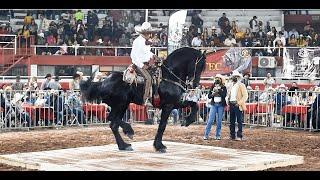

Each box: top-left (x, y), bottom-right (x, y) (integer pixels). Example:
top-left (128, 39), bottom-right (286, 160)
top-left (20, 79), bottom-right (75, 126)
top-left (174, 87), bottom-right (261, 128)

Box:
top-left (165, 47), bottom-right (206, 72)
top-left (163, 47), bottom-right (206, 85)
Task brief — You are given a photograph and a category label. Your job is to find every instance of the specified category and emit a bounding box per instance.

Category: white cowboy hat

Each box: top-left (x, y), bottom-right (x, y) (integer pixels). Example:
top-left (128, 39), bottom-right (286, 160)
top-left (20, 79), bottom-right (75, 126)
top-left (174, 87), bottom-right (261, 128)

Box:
top-left (38, 32), bottom-right (44, 38)
top-left (214, 74), bottom-right (226, 84)
top-left (134, 22), bottom-right (161, 34)
top-left (279, 84), bottom-right (286, 88)
top-left (267, 31), bottom-right (273, 36)
top-left (82, 39), bottom-right (88, 42)
top-left (76, 71), bottom-right (83, 76)
top-left (96, 39), bottom-right (103, 44)
top-left (267, 87), bottom-right (275, 92)
top-left (211, 26), bottom-right (216, 30)
top-left (96, 72), bottom-right (103, 76)
top-left (4, 86), bottom-right (12, 91)
top-left (231, 70), bottom-right (243, 78)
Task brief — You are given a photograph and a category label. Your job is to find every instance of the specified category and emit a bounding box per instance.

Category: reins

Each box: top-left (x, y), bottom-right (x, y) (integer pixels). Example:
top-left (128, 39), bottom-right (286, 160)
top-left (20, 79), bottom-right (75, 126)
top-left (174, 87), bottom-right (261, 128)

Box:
top-left (161, 55), bottom-right (204, 92)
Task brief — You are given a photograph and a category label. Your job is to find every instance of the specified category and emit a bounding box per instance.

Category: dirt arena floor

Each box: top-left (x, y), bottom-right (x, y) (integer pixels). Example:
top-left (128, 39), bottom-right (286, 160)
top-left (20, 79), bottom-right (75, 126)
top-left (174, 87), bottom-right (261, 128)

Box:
top-left (0, 123), bottom-right (319, 171)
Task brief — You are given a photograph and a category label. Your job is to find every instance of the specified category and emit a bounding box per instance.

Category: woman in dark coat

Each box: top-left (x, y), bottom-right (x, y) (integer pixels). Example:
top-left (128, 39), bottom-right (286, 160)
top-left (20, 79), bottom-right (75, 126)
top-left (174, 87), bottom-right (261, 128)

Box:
top-left (203, 74), bottom-right (227, 140)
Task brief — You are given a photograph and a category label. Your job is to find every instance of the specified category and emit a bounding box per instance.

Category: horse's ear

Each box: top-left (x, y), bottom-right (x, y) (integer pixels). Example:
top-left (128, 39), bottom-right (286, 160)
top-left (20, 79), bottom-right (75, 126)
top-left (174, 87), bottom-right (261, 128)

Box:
top-left (201, 50), bottom-right (207, 57)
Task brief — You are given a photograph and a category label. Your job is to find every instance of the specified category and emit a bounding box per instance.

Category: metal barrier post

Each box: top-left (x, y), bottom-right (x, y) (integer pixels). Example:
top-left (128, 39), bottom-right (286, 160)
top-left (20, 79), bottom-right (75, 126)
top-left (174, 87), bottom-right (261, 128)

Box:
top-left (14, 35), bottom-right (17, 55)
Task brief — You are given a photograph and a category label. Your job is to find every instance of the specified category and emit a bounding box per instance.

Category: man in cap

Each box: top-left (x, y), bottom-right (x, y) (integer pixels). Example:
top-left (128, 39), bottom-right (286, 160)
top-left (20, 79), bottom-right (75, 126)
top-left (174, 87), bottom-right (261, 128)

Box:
top-left (130, 21), bottom-right (161, 105)
top-left (48, 75), bottom-right (62, 90)
top-left (40, 74), bottom-right (52, 90)
top-left (218, 13), bottom-right (229, 30)
top-left (227, 71), bottom-right (248, 141)
top-left (12, 75), bottom-right (24, 91)
top-left (263, 73), bottom-right (275, 90)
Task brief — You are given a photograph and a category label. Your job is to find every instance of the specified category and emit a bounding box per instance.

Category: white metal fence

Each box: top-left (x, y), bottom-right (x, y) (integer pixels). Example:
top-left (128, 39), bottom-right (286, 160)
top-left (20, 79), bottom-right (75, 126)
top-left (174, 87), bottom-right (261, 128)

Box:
top-left (0, 89), bottom-right (319, 132)
top-left (32, 45), bottom-right (167, 57)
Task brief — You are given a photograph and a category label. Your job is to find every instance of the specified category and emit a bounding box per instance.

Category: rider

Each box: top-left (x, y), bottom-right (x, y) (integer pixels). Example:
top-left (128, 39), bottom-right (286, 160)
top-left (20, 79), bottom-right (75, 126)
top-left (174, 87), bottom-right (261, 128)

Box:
top-left (130, 21), bottom-right (161, 106)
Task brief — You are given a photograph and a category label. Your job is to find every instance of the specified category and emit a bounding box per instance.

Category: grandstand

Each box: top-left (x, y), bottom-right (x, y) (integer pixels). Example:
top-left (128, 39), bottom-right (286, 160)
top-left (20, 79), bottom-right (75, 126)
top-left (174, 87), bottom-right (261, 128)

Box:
top-left (0, 9), bottom-right (319, 87)
top-left (149, 9), bottom-right (284, 32)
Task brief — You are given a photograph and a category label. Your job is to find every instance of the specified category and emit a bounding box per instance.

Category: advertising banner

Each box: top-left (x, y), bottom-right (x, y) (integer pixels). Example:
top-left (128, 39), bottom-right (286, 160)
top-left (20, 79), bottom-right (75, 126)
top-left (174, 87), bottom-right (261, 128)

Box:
top-left (168, 10), bottom-right (187, 55)
top-left (202, 48), bottom-right (252, 78)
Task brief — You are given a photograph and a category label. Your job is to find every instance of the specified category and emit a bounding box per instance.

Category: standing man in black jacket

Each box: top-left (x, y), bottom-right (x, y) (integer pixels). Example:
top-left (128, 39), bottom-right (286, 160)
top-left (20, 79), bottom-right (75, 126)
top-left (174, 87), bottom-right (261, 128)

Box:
top-left (87, 11), bottom-right (99, 41)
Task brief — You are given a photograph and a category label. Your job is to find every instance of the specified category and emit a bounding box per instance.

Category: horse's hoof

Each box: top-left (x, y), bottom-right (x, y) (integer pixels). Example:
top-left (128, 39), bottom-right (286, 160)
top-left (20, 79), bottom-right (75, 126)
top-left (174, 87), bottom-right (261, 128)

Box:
top-left (125, 146), bottom-right (134, 151)
top-left (119, 145), bottom-right (134, 151)
top-left (126, 134), bottom-right (134, 140)
top-left (185, 120), bottom-right (195, 127)
top-left (156, 148), bottom-right (167, 153)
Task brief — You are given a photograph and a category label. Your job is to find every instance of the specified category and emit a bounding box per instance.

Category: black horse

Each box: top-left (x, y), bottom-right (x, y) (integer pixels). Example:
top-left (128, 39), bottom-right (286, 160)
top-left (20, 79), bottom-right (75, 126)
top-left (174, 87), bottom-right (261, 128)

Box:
top-left (80, 47), bottom-right (206, 152)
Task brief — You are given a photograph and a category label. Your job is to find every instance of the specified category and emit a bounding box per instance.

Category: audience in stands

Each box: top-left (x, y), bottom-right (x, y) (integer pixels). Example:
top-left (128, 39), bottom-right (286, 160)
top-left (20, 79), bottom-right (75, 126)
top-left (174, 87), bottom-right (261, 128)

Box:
top-left (221, 20), bottom-right (232, 42)
top-left (69, 73), bottom-right (81, 91)
top-left (224, 34), bottom-right (237, 47)
top-left (249, 16), bottom-right (259, 36)
top-left (288, 34), bottom-right (297, 46)
top-left (40, 73), bottom-right (52, 90)
top-left (1, 9), bottom-right (320, 59)
top-left (191, 12), bottom-right (203, 34)
top-left (48, 76), bottom-right (62, 90)
top-left (303, 20), bottom-right (313, 36)
top-left (12, 75), bottom-right (24, 91)
top-left (191, 33), bottom-right (202, 47)
top-left (242, 73), bottom-right (251, 88)
top-left (311, 33), bottom-right (320, 46)
top-left (28, 76), bottom-right (38, 90)
top-left (288, 82), bottom-right (300, 96)
top-left (296, 34), bottom-right (307, 47)
top-left (218, 13), bottom-right (229, 32)
top-left (263, 73), bottom-right (275, 89)
top-left (12, 93), bottom-right (31, 126)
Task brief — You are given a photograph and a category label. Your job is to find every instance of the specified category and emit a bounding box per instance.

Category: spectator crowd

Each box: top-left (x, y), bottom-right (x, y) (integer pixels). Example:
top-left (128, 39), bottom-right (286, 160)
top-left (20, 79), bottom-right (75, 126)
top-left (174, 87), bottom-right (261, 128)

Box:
top-left (1, 10), bottom-right (319, 57)
top-left (185, 11), bottom-right (320, 53)
top-left (0, 10), bottom-right (168, 56)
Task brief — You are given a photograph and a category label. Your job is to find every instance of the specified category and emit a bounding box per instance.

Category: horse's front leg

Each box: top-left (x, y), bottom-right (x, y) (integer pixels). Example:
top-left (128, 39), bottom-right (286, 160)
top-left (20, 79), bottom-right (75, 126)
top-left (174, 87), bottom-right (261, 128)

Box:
top-left (154, 104), bottom-right (174, 153)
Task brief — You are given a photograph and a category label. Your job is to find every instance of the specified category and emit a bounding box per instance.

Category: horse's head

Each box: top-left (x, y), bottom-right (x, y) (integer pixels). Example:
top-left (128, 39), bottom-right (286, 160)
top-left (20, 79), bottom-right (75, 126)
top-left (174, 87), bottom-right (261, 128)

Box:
top-left (164, 47), bottom-right (207, 89)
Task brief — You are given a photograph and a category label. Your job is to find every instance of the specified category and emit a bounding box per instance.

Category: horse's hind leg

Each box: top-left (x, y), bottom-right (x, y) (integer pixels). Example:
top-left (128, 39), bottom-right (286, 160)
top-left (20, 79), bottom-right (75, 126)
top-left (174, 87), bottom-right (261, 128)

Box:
top-left (154, 104), bottom-right (174, 153)
top-left (109, 108), bottom-right (133, 151)
top-left (119, 121), bottom-right (134, 139)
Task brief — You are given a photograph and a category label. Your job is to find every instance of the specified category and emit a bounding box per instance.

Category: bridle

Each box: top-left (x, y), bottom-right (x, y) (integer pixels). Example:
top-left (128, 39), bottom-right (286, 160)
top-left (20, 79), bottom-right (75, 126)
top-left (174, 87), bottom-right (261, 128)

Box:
top-left (161, 54), bottom-right (205, 92)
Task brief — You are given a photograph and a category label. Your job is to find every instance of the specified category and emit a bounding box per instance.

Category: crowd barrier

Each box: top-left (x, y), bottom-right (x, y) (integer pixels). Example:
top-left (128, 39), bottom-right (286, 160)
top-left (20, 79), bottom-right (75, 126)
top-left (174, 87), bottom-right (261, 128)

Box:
top-left (0, 89), bottom-right (319, 132)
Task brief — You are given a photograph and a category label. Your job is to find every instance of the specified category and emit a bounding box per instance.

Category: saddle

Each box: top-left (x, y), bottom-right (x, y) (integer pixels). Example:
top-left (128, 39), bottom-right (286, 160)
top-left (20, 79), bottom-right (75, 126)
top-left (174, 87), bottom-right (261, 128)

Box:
top-left (123, 63), bottom-right (162, 107)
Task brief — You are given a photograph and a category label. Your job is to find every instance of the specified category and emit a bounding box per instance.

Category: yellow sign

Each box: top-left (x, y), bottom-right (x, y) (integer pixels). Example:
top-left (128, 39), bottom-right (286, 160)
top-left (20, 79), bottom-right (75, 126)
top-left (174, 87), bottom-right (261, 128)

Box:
top-left (158, 50), bottom-right (168, 59)
top-left (206, 63), bottom-right (222, 71)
